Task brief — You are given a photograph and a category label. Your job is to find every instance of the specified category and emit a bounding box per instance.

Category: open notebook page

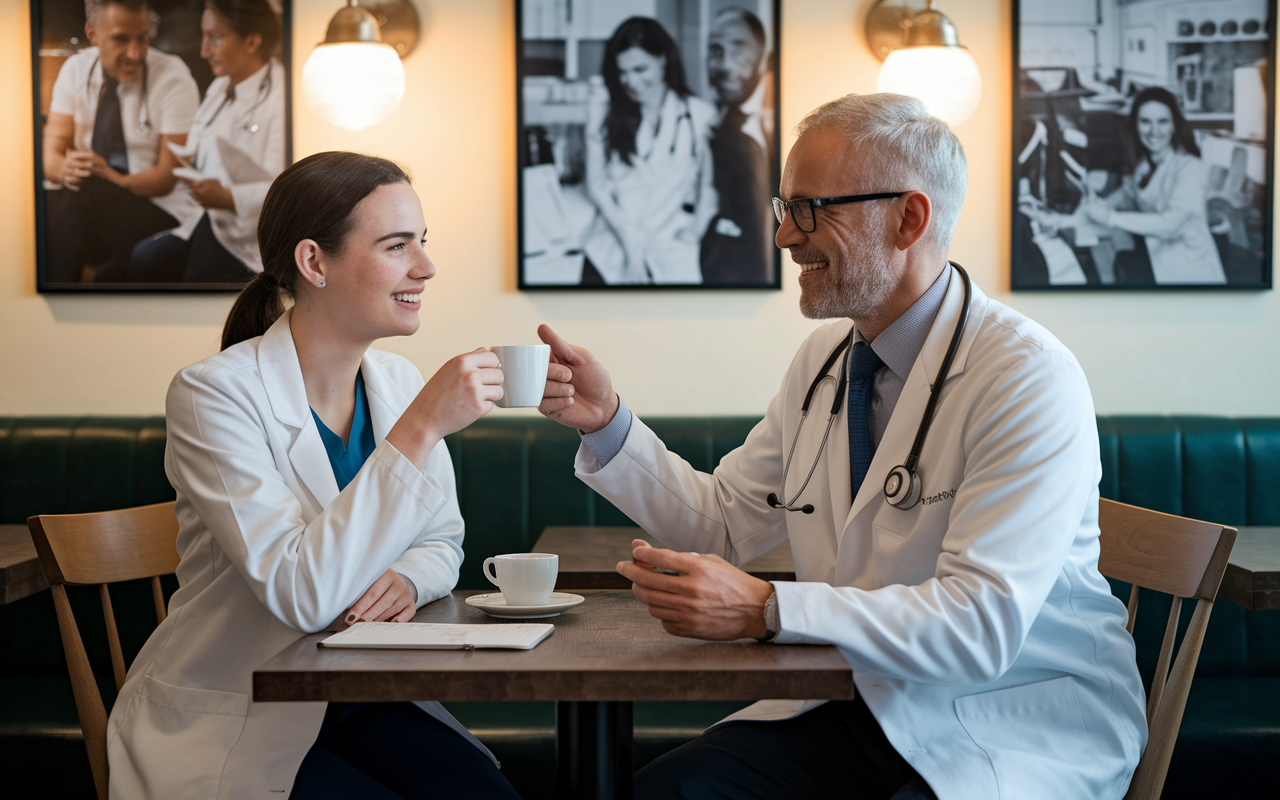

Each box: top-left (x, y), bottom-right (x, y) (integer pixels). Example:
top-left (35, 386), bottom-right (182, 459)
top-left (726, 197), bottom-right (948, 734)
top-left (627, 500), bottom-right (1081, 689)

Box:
top-left (320, 621), bottom-right (554, 650)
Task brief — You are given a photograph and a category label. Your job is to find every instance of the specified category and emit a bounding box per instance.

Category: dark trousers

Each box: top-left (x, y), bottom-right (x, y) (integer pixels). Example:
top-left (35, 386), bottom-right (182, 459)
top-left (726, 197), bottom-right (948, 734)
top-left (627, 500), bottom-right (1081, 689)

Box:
top-left (634, 696), bottom-right (937, 800)
top-left (43, 176), bottom-right (178, 283)
top-left (129, 212), bottom-right (254, 283)
top-left (289, 702), bottom-right (521, 800)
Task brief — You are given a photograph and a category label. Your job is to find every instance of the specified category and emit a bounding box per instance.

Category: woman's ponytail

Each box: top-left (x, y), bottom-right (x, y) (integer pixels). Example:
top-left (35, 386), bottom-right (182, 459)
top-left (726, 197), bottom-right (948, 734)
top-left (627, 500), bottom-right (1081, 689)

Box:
top-left (219, 151), bottom-right (410, 351)
top-left (220, 272), bottom-right (285, 351)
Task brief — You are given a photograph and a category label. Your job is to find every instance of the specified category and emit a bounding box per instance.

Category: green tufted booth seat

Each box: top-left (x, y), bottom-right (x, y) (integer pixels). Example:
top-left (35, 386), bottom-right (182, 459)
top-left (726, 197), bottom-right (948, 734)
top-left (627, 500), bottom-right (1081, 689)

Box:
top-left (1, 415), bottom-right (1278, 798)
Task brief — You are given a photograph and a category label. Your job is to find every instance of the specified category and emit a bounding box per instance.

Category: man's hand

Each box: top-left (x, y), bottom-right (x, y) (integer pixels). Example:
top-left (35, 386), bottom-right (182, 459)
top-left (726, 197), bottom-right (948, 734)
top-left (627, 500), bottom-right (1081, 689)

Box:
top-left (617, 539), bottom-right (774, 640)
top-left (342, 569), bottom-right (418, 625)
top-left (537, 324), bottom-right (619, 433)
top-left (61, 149), bottom-right (105, 191)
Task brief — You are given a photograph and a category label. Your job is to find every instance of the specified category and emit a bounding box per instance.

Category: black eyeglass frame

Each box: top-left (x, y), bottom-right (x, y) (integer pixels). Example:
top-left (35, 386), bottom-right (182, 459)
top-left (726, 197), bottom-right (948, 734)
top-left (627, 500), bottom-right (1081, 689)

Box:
top-left (771, 192), bottom-right (906, 232)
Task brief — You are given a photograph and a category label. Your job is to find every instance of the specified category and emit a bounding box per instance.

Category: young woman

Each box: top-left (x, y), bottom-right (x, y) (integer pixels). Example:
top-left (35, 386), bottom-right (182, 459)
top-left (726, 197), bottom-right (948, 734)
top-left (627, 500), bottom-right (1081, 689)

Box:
top-left (582, 16), bottom-right (717, 285)
top-left (129, 0), bottom-right (286, 283)
top-left (106, 152), bottom-right (522, 799)
top-left (1083, 86), bottom-right (1225, 285)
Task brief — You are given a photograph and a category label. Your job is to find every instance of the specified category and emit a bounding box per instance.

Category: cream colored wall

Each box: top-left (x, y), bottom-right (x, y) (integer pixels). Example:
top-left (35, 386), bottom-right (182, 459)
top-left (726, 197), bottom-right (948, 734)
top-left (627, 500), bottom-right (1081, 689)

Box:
top-left (1, 0), bottom-right (1276, 416)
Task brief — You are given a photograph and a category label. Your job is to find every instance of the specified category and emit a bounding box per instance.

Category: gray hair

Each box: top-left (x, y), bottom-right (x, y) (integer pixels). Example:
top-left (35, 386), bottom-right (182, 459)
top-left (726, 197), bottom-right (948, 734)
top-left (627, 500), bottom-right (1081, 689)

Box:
top-left (84, 0), bottom-right (148, 23)
top-left (796, 93), bottom-right (967, 251)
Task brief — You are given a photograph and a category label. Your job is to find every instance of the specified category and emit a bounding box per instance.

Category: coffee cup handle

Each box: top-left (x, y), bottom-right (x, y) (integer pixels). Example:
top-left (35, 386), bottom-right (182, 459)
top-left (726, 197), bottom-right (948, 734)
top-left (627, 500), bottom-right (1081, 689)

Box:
top-left (483, 557), bottom-right (500, 588)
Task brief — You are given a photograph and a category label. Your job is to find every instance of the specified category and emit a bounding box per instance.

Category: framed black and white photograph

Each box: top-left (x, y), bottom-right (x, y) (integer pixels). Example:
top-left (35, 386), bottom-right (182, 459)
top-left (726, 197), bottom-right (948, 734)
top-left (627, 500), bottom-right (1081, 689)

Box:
top-left (33, 0), bottom-right (291, 292)
top-left (1012, 0), bottom-right (1273, 289)
top-left (517, 0), bottom-right (781, 289)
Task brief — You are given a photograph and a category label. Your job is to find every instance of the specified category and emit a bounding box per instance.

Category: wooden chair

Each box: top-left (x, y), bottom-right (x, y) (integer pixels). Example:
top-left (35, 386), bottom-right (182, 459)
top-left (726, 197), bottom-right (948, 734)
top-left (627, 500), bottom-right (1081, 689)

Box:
top-left (1097, 498), bottom-right (1237, 800)
top-left (27, 501), bottom-right (180, 800)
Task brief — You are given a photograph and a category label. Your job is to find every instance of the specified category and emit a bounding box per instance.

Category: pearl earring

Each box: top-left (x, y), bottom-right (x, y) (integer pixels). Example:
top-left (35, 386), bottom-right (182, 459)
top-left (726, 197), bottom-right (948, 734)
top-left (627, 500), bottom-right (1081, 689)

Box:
top-left (317, 278), bottom-right (326, 288)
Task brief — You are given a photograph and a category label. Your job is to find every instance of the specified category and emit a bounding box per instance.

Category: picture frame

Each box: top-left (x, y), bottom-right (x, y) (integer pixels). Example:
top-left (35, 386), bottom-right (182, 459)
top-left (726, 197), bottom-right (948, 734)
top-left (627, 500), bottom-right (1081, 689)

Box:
top-left (1012, 0), bottom-right (1273, 290)
top-left (32, 0), bottom-right (292, 292)
top-left (516, 0), bottom-right (782, 289)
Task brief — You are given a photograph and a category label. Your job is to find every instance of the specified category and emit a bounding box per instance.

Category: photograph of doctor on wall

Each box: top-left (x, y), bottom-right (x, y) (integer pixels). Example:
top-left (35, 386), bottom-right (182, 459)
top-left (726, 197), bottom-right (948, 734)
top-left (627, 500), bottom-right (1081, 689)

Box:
top-left (34, 0), bottom-right (290, 291)
top-left (518, 0), bottom-right (781, 289)
top-left (1013, 0), bottom-right (1273, 289)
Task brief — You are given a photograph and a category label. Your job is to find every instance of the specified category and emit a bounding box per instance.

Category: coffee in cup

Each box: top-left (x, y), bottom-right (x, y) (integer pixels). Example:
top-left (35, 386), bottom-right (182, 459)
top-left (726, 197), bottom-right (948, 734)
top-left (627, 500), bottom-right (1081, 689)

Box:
top-left (492, 345), bottom-right (551, 408)
top-left (482, 553), bottom-right (559, 606)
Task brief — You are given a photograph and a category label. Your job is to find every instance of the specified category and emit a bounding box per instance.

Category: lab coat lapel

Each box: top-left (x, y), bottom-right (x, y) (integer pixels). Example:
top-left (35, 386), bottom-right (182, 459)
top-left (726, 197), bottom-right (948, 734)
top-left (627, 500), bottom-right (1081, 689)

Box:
top-left (257, 310), bottom-right (340, 507)
top-left (359, 352), bottom-right (410, 444)
top-left (839, 267), bottom-right (985, 536)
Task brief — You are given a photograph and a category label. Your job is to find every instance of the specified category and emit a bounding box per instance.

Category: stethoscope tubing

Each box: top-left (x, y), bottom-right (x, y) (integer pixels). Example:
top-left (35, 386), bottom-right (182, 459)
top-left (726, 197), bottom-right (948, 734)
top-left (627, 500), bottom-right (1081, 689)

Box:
top-left (85, 55), bottom-right (150, 136)
top-left (770, 263), bottom-right (972, 514)
top-left (195, 67), bottom-right (273, 136)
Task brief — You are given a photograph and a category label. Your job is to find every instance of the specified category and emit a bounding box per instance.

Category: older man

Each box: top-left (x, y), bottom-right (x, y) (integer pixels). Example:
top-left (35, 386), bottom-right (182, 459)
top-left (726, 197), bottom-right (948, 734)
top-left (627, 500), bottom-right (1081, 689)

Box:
top-left (43, 0), bottom-right (198, 283)
top-left (539, 94), bottom-right (1146, 800)
top-left (700, 6), bottom-right (774, 286)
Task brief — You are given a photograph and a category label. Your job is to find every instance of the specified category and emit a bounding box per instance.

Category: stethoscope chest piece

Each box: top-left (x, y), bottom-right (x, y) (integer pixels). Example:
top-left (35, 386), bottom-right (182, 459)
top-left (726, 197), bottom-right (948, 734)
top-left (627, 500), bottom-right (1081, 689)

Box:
top-left (883, 465), bottom-right (921, 509)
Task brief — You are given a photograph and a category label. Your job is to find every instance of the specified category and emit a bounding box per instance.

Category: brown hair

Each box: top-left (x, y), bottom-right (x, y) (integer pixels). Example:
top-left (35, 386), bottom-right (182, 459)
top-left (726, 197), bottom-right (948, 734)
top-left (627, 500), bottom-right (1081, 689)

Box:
top-left (220, 152), bottom-right (410, 350)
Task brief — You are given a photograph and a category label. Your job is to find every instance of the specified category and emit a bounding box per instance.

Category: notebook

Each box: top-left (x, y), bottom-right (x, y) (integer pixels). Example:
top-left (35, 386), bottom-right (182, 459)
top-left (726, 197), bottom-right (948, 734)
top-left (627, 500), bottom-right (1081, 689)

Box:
top-left (319, 621), bottom-right (554, 650)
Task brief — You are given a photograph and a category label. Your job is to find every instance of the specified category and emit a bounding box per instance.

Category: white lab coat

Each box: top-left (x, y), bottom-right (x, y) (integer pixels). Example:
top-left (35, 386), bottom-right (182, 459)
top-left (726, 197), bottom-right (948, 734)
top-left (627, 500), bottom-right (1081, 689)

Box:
top-left (577, 271), bottom-right (1148, 800)
top-left (170, 60), bottom-right (287, 272)
top-left (105, 310), bottom-right (491, 799)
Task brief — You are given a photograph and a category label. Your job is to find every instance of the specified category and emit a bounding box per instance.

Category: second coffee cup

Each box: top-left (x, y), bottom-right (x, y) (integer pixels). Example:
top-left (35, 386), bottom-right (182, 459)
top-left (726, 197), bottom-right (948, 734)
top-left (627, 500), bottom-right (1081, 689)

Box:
top-left (482, 553), bottom-right (559, 606)
top-left (492, 345), bottom-right (551, 408)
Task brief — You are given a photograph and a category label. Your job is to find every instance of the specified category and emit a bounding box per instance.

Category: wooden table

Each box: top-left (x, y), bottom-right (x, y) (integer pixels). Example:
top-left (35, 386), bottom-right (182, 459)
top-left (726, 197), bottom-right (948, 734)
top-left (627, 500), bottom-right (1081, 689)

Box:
top-left (0, 524), bottom-right (47, 604)
top-left (1219, 527), bottom-right (1280, 611)
top-left (254, 590), bottom-right (851, 800)
top-left (534, 526), bottom-right (796, 589)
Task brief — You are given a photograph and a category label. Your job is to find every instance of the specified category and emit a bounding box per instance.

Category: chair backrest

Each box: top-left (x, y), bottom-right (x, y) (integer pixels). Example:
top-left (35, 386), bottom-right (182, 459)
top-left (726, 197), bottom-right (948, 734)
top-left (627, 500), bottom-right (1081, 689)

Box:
top-left (26, 501), bottom-right (180, 800)
top-left (1097, 498), bottom-right (1237, 800)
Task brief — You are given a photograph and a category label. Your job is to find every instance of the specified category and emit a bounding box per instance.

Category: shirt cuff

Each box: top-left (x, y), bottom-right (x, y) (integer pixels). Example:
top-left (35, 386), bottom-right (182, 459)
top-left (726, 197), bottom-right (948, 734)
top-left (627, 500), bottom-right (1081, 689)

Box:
top-left (580, 396), bottom-right (632, 468)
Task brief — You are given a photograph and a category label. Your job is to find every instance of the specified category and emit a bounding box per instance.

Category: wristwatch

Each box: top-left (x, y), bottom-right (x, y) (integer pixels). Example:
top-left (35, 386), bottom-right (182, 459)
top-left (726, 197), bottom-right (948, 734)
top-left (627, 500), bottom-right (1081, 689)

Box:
top-left (758, 589), bottom-right (779, 643)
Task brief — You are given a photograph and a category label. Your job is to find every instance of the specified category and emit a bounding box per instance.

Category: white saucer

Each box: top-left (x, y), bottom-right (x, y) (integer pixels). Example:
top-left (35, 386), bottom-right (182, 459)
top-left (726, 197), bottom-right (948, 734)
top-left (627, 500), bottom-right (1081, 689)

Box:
top-left (465, 592), bottom-right (585, 619)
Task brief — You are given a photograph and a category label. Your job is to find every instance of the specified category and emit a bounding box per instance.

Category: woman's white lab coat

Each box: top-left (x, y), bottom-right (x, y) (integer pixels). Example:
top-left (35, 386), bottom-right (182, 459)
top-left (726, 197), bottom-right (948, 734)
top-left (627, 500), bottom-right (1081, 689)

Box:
top-left (576, 272), bottom-right (1148, 800)
top-left (170, 60), bottom-right (286, 272)
top-left (106, 310), bottom-right (489, 798)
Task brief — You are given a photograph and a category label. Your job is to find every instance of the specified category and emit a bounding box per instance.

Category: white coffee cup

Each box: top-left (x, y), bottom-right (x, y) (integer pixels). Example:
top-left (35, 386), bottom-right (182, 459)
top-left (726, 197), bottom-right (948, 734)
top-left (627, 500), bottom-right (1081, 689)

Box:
top-left (482, 553), bottom-right (559, 606)
top-left (492, 345), bottom-right (551, 408)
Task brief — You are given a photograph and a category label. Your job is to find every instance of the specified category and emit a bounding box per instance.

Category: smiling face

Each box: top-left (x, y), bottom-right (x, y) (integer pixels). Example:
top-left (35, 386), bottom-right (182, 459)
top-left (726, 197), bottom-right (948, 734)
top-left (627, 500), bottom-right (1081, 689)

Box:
top-left (616, 46), bottom-right (667, 106)
top-left (86, 4), bottom-right (151, 84)
top-left (200, 8), bottom-right (264, 84)
top-left (776, 125), bottom-right (897, 320)
top-left (707, 15), bottom-right (764, 107)
top-left (1137, 100), bottom-right (1176, 158)
top-left (308, 182), bottom-right (435, 344)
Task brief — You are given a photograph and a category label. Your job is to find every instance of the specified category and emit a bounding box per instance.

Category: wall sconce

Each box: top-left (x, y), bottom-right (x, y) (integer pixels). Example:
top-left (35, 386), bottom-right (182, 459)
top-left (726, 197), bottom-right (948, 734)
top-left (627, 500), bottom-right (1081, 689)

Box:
top-left (866, 0), bottom-right (982, 126)
top-left (302, 0), bottom-right (420, 132)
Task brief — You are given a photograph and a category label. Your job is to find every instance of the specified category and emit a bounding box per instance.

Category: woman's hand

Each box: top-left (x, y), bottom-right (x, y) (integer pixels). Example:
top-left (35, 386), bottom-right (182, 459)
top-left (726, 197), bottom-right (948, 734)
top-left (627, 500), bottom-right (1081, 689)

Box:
top-left (185, 178), bottom-right (236, 211)
top-left (386, 348), bottom-right (504, 469)
top-left (342, 570), bottom-right (418, 624)
top-left (1083, 200), bottom-right (1112, 225)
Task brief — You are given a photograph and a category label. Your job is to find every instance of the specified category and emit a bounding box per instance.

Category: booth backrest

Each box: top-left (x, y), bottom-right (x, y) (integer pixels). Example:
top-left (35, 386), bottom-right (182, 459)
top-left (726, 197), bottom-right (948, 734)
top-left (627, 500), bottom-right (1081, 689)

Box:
top-left (2, 415), bottom-right (1279, 682)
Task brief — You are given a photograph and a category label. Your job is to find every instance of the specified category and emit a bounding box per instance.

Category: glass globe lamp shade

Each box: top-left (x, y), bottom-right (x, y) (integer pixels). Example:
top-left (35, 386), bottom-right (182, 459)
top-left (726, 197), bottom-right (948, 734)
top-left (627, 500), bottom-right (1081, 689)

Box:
top-left (876, 45), bottom-right (982, 126)
top-left (302, 41), bottom-right (405, 131)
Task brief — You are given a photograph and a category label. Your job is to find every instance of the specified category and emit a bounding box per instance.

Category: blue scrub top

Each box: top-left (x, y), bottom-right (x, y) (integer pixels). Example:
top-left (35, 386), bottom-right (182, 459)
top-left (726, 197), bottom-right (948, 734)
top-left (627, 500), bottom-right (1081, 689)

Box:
top-left (310, 372), bottom-right (376, 491)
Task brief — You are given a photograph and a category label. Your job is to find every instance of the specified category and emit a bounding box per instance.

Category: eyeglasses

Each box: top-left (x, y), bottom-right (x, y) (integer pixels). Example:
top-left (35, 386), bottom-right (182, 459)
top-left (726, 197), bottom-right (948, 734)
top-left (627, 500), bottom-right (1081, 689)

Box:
top-left (771, 192), bottom-right (906, 233)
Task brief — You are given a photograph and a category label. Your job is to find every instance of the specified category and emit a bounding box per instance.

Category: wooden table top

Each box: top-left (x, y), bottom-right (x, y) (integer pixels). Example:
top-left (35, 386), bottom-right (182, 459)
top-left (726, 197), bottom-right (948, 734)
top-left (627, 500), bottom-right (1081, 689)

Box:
top-left (253, 590), bottom-right (853, 704)
top-left (534, 527), bottom-right (796, 590)
top-left (1219, 527), bottom-right (1280, 611)
top-left (0, 524), bottom-right (47, 605)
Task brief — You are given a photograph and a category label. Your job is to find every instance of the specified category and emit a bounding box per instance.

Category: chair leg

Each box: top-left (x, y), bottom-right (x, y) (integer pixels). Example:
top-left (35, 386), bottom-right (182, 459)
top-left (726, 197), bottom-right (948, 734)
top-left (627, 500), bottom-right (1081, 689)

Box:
top-left (51, 584), bottom-right (111, 800)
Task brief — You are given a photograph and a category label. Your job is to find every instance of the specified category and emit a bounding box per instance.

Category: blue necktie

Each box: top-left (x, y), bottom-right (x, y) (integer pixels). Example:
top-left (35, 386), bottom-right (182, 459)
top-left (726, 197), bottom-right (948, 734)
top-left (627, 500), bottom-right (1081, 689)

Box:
top-left (848, 342), bottom-right (885, 499)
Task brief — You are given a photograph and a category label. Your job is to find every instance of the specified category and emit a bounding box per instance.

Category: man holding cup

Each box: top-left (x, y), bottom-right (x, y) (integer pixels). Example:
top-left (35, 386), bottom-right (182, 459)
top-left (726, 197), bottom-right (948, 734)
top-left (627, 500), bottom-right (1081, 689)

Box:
top-left (538, 94), bottom-right (1145, 799)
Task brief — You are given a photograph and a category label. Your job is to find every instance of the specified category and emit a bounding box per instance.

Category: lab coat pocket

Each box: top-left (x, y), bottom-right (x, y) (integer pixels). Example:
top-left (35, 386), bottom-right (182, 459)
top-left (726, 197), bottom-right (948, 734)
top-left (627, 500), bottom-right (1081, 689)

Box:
top-left (125, 675), bottom-right (249, 796)
top-left (954, 676), bottom-right (1102, 800)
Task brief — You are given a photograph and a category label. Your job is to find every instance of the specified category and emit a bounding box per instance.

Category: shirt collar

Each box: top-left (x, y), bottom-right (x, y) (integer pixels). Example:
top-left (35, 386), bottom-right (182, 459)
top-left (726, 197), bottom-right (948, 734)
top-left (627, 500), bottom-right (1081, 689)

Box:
top-left (858, 265), bottom-right (952, 381)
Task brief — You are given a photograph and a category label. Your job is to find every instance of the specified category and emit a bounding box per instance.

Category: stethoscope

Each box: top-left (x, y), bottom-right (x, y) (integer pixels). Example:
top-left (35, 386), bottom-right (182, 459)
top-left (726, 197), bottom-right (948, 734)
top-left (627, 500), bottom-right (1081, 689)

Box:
top-left (194, 66), bottom-right (273, 136)
top-left (85, 56), bottom-right (151, 136)
top-left (767, 263), bottom-right (972, 514)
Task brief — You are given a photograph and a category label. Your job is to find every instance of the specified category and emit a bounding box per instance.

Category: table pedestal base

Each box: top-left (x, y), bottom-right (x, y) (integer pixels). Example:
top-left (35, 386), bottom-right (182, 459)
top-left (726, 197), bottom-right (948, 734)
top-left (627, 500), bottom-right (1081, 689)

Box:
top-left (556, 701), bottom-right (632, 800)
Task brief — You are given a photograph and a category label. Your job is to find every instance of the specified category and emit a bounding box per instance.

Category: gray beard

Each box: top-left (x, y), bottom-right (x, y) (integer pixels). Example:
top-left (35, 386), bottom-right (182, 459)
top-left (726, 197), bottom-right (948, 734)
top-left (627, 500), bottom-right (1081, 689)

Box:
top-left (799, 233), bottom-right (895, 322)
